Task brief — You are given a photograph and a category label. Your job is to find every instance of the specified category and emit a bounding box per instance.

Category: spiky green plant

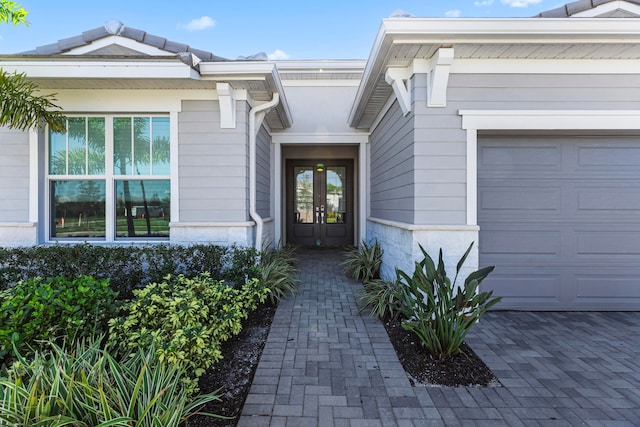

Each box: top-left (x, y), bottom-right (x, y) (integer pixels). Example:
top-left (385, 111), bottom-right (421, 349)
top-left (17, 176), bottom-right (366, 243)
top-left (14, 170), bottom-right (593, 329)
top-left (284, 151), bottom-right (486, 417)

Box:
top-left (355, 278), bottom-right (403, 320)
top-left (396, 242), bottom-right (501, 357)
top-left (341, 240), bottom-right (383, 283)
top-left (0, 338), bottom-right (223, 426)
top-left (260, 245), bottom-right (298, 304)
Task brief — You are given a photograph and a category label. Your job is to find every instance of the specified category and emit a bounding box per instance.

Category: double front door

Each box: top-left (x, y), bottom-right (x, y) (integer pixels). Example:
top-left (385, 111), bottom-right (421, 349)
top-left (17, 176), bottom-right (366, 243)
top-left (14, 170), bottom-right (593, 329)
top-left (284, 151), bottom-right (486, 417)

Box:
top-left (286, 160), bottom-right (353, 246)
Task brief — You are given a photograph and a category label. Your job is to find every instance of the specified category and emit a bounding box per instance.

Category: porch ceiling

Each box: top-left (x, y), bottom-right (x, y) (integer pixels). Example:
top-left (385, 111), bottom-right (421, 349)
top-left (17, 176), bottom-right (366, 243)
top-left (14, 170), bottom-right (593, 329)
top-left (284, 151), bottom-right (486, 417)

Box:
top-left (349, 17), bottom-right (640, 129)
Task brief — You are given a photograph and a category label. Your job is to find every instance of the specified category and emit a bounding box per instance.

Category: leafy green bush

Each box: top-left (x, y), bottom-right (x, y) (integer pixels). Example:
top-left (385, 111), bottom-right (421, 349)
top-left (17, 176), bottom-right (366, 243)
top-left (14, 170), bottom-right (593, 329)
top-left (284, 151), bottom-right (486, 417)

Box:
top-left (355, 278), bottom-right (403, 320)
top-left (0, 244), bottom-right (252, 297)
top-left (260, 245), bottom-right (298, 304)
top-left (342, 240), bottom-right (383, 283)
top-left (108, 273), bottom-right (269, 387)
top-left (0, 275), bottom-right (118, 364)
top-left (396, 242), bottom-right (501, 358)
top-left (0, 338), bottom-right (222, 426)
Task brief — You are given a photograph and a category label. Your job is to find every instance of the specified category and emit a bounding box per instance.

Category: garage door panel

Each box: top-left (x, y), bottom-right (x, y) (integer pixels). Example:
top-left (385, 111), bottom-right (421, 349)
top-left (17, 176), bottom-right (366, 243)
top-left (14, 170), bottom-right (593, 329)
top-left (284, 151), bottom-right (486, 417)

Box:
top-left (578, 146), bottom-right (640, 168)
top-left (481, 230), bottom-right (560, 257)
top-left (575, 274), bottom-right (640, 299)
top-left (577, 186), bottom-right (640, 213)
top-left (479, 145), bottom-right (561, 170)
top-left (576, 231), bottom-right (640, 255)
top-left (480, 187), bottom-right (561, 213)
top-left (478, 135), bottom-right (640, 310)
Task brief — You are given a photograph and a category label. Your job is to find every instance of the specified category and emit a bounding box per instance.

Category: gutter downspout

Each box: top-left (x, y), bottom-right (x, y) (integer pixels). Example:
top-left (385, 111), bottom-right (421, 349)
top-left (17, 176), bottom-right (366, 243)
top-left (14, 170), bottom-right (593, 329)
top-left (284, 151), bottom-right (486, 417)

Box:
top-left (249, 92), bottom-right (280, 252)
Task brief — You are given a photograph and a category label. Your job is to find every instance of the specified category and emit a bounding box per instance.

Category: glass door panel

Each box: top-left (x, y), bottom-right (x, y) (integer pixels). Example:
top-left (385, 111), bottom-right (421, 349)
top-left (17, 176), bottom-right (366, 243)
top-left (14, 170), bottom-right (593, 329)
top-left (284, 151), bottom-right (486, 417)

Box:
top-left (294, 167), bottom-right (314, 224)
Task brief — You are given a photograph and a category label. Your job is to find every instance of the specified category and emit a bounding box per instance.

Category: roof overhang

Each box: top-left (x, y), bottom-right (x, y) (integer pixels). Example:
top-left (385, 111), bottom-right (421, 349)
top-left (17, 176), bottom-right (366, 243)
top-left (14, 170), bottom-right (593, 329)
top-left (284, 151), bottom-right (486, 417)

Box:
top-left (199, 61), bottom-right (293, 130)
top-left (349, 17), bottom-right (640, 129)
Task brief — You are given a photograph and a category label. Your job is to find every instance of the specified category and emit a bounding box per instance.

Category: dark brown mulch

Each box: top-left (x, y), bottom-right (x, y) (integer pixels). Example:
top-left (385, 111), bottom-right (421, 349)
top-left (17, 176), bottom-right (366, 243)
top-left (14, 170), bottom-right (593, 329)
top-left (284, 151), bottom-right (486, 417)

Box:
top-left (383, 316), bottom-right (500, 387)
top-left (186, 302), bottom-right (277, 427)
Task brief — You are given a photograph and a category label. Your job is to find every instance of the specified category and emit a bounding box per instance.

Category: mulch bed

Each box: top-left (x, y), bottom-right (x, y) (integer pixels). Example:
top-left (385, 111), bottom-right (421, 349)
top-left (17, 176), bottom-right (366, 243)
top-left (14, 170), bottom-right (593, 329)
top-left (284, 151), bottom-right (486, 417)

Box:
top-left (383, 316), bottom-right (500, 387)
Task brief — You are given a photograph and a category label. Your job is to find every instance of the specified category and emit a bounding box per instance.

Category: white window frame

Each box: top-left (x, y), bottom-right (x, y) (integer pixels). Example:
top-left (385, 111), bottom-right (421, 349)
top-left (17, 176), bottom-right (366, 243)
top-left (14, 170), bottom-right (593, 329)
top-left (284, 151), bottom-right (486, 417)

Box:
top-left (45, 113), bottom-right (172, 243)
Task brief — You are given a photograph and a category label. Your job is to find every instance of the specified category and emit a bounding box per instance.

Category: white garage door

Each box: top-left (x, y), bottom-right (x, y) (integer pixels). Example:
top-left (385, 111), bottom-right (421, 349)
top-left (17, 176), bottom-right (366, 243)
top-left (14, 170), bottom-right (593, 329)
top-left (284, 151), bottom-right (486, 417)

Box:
top-left (478, 134), bottom-right (640, 310)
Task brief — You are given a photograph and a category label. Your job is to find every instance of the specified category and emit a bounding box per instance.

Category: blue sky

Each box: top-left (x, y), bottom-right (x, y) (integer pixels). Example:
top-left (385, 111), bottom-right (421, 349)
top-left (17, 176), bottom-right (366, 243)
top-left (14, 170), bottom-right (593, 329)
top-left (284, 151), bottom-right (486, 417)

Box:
top-left (1, 0), bottom-right (559, 60)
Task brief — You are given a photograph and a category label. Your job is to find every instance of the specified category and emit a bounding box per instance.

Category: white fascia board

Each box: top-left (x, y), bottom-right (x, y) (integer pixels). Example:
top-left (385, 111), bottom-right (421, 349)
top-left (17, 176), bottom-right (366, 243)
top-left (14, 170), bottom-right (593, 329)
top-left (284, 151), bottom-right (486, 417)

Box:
top-left (460, 110), bottom-right (640, 130)
top-left (380, 18), bottom-right (640, 42)
top-left (572, 1), bottom-right (640, 17)
top-left (276, 60), bottom-right (366, 73)
top-left (62, 36), bottom-right (175, 56)
top-left (0, 60), bottom-right (200, 80)
top-left (50, 89), bottom-right (216, 112)
top-left (451, 58), bottom-right (640, 74)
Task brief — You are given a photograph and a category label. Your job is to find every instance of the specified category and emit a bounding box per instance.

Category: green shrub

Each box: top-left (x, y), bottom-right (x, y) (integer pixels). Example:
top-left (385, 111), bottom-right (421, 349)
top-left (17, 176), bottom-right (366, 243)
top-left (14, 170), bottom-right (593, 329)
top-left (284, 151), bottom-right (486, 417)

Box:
top-left (0, 244), bottom-right (251, 297)
top-left (355, 278), bottom-right (403, 320)
top-left (260, 245), bottom-right (298, 304)
top-left (0, 275), bottom-right (118, 364)
top-left (396, 242), bottom-right (501, 358)
top-left (108, 273), bottom-right (269, 386)
top-left (342, 240), bottom-right (383, 283)
top-left (0, 338), bottom-right (222, 426)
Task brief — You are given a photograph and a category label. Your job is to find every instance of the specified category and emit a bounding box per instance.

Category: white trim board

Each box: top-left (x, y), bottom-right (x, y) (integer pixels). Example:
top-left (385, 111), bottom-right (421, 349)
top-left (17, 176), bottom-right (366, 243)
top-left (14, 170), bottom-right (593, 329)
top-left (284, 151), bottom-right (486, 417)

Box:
top-left (459, 109), bottom-right (640, 226)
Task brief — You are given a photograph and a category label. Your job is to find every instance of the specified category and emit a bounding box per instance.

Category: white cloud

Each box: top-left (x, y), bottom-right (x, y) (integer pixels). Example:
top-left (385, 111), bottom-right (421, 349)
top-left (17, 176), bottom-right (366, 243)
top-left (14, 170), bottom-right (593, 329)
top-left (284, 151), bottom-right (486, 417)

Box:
top-left (474, 0), bottom-right (494, 6)
top-left (500, 0), bottom-right (542, 7)
top-left (181, 16), bottom-right (215, 31)
top-left (445, 10), bottom-right (461, 17)
top-left (267, 49), bottom-right (290, 60)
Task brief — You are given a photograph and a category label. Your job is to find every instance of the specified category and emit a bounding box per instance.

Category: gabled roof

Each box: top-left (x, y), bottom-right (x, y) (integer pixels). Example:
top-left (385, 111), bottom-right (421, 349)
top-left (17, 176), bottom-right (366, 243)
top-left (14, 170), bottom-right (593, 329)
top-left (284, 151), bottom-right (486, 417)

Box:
top-left (536, 0), bottom-right (640, 17)
top-left (21, 19), bottom-right (225, 62)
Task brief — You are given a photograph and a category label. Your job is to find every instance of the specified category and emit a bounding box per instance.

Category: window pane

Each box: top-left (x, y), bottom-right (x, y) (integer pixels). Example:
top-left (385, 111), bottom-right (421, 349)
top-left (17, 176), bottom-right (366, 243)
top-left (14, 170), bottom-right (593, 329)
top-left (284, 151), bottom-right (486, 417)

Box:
top-left (134, 117), bottom-right (150, 175)
top-left (50, 180), bottom-right (106, 239)
top-left (152, 117), bottom-right (170, 175)
top-left (67, 118), bottom-right (86, 175)
top-left (113, 118), bottom-right (132, 175)
top-left (326, 167), bottom-right (346, 224)
top-left (87, 118), bottom-right (105, 175)
top-left (115, 180), bottom-right (170, 238)
top-left (49, 128), bottom-right (67, 175)
top-left (294, 167), bottom-right (314, 224)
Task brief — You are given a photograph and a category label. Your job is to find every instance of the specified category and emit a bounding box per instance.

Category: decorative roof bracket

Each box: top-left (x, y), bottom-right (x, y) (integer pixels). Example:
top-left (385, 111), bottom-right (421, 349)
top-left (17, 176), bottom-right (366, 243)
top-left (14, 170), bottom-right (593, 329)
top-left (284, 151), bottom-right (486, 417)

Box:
top-left (216, 82), bottom-right (236, 128)
top-left (385, 67), bottom-right (412, 116)
top-left (428, 47), bottom-right (454, 108)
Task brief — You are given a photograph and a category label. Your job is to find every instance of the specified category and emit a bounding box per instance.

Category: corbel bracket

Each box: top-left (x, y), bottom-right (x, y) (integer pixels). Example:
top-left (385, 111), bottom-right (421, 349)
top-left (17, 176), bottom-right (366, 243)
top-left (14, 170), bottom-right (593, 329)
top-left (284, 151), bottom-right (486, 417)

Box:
top-left (428, 47), bottom-right (454, 108)
top-left (385, 67), bottom-right (412, 116)
top-left (216, 82), bottom-right (236, 128)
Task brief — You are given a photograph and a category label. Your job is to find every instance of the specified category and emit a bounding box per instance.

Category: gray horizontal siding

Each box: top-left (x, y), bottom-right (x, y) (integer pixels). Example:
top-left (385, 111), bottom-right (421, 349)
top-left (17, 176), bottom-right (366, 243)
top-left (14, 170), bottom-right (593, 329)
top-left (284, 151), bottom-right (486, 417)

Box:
top-left (369, 99), bottom-right (414, 223)
top-left (256, 124), bottom-right (271, 218)
top-left (0, 127), bottom-right (29, 222)
top-left (178, 100), bottom-right (249, 222)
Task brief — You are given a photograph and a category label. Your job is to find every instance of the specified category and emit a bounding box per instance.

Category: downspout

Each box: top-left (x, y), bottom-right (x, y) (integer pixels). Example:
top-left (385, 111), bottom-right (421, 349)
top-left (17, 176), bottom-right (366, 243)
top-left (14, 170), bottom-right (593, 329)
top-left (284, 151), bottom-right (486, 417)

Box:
top-left (249, 92), bottom-right (280, 252)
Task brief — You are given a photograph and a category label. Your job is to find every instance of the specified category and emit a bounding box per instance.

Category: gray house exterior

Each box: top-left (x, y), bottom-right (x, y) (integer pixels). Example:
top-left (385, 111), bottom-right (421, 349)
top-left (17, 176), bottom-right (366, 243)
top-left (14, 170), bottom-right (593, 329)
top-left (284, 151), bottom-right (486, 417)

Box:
top-left (1, 0), bottom-right (640, 310)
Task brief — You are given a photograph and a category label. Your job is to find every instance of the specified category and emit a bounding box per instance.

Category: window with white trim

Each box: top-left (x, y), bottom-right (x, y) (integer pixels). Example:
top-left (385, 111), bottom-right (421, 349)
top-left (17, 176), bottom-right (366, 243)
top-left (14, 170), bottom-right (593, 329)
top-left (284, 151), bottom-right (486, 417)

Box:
top-left (48, 115), bottom-right (171, 241)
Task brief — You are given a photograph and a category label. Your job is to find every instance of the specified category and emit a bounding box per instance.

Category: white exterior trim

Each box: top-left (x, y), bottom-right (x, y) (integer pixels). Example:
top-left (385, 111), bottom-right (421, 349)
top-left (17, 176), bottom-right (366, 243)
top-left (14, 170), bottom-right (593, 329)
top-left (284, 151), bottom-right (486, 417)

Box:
top-left (272, 133), bottom-right (369, 145)
top-left (63, 36), bottom-right (176, 56)
top-left (368, 217), bottom-right (479, 232)
top-left (358, 140), bottom-right (368, 243)
top-left (170, 111), bottom-right (180, 223)
top-left (460, 110), bottom-right (640, 130)
top-left (385, 67), bottom-right (412, 116)
top-left (282, 80), bottom-right (361, 87)
top-left (273, 141), bottom-right (283, 247)
top-left (216, 82), bottom-right (237, 128)
top-left (572, 1), bottom-right (640, 17)
top-left (1, 60), bottom-right (199, 80)
top-left (459, 109), bottom-right (640, 228)
top-left (28, 129), bottom-right (38, 224)
top-left (428, 48), bottom-right (454, 107)
top-left (52, 89), bottom-right (215, 113)
top-left (451, 58), bottom-right (640, 74)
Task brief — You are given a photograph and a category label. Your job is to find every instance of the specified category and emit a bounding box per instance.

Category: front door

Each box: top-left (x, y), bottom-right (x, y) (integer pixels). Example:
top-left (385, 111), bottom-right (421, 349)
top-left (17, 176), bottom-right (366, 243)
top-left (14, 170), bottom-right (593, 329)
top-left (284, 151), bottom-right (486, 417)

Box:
top-left (286, 160), bottom-right (353, 246)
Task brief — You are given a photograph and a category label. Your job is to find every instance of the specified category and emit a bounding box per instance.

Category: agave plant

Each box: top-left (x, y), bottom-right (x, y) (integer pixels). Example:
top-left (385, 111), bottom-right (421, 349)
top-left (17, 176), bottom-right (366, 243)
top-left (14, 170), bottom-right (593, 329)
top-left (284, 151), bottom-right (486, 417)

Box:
top-left (260, 245), bottom-right (299, 304)
top-left (396, 242), bottom-right (501, 358)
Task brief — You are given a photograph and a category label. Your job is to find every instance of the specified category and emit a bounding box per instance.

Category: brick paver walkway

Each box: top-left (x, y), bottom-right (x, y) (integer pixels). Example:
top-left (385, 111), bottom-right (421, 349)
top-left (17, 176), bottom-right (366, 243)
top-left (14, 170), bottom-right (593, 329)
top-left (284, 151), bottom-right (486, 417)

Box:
top-left (238, 248), bottom-right (640, 426)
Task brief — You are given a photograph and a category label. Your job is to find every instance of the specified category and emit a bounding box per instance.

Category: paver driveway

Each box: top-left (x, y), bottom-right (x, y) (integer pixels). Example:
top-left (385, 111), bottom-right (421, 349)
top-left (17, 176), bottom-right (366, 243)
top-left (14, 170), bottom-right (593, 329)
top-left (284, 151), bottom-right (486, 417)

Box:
top-left (239, 248), bottom-right (640, 426)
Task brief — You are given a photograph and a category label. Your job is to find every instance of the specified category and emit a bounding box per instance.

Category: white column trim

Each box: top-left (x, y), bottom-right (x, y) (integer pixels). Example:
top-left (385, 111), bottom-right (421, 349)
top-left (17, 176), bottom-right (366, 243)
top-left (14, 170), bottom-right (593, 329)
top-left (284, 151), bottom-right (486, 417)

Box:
top-left (28, 129), bottom-right (39, 224)
top-left (273, 141), bottom-right (283, 247)
top-left (170, 111), bottom-right (180, 223)
top-left (359, 140), bottom-right (368, 243)
top-left (466, 129), bottom-right (478, 226)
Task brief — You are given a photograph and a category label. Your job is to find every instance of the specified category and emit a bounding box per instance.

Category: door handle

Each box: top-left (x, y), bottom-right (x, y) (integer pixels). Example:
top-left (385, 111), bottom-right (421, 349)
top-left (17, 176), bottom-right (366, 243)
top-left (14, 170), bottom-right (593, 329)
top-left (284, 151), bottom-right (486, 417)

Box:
top-left (320, 212), bottom-right (324, 224)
